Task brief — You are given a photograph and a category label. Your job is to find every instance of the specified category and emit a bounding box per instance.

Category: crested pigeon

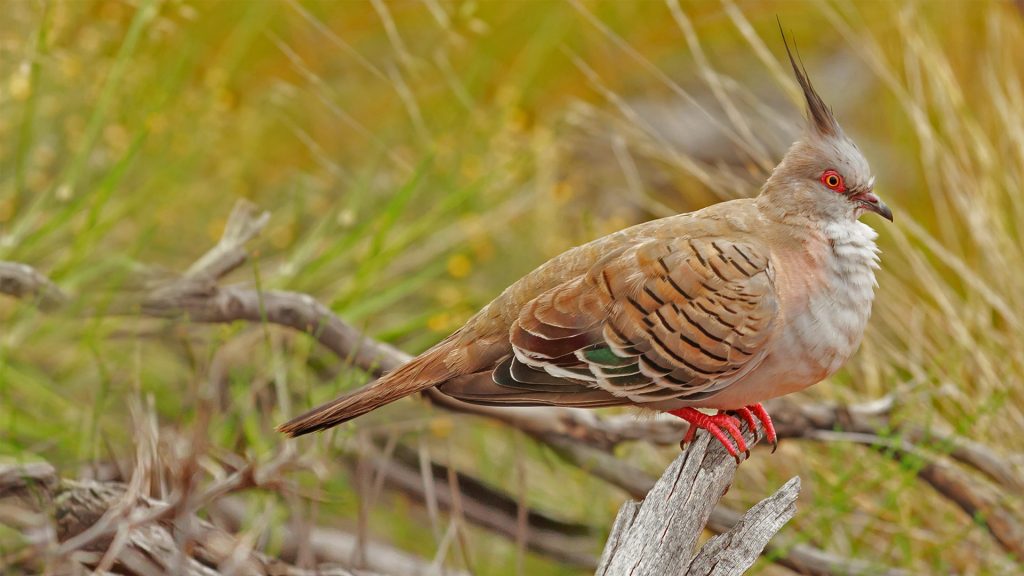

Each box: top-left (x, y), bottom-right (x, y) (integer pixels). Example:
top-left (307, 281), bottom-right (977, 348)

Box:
top-left (278, 39), bottom-right (891, 462)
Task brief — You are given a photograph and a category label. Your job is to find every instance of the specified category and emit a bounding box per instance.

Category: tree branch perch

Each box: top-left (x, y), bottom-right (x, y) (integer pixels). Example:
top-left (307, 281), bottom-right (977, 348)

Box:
top-left (596, 430), bottom-right (799, 575)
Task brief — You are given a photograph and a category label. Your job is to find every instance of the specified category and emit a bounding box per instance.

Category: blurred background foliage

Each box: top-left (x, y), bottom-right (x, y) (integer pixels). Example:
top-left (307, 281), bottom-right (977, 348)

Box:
top-left (1, 1), bottom-right (1022, 574)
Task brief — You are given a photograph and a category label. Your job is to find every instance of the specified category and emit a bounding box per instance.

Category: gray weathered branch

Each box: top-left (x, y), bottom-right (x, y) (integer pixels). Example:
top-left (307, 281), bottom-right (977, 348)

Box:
top-left (596, 430), bottom-right (798, 575)
top-left (0, 462), bottom-right (381, 576)
top-left (541, 433), bottom-right (909, 576)
top-left (0, 261), bottom-right (68, 310)
top-left (686, 477), bottom-right (800, 576)
top-left (185, 199), bottom-right (271, 281)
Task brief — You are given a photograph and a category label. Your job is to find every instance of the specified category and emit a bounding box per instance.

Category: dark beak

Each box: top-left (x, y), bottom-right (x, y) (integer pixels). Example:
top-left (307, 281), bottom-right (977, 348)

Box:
top-left (854, 192), bottom-right (893, 222)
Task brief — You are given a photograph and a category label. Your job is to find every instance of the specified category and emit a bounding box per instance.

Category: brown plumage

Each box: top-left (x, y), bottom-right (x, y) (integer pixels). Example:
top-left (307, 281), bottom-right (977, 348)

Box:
top-left (277, 34), bottom-right (892, 459)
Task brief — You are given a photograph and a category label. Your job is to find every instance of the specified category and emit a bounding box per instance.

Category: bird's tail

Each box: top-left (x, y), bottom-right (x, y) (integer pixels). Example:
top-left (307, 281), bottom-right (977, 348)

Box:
top-left (276, 340), bottom-right (456, 437)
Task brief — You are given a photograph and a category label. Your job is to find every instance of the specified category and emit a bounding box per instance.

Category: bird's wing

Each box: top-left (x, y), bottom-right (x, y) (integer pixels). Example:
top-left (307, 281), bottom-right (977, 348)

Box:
top-left (440, 236), bottom-right (778, 406)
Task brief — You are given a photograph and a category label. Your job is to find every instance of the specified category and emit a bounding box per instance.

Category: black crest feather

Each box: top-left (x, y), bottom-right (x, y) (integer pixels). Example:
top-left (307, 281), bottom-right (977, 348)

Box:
top-left (778, 21), bottom-right (840, 138)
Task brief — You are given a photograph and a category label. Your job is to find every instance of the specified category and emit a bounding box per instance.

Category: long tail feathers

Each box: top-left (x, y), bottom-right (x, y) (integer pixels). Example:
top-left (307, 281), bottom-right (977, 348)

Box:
top-left (276, 344), bottom-right (454, 437)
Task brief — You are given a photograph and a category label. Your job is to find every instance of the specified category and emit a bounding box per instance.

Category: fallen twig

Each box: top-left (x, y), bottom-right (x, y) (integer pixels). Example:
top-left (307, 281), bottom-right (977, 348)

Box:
top-left (0, 261), bottom-right (67, 310)
top-left (0, 462), bottom-right (382, 576)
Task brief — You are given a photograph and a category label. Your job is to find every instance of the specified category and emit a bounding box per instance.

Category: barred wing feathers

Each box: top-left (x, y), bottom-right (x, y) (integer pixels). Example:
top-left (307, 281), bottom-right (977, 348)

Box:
top-left (440, 237), bottom-right (778, 407)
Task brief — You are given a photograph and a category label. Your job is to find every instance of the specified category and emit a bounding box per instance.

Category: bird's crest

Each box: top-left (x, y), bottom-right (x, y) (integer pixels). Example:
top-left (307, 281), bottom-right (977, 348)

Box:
top-left (779, 23), bottom-right (841, 138)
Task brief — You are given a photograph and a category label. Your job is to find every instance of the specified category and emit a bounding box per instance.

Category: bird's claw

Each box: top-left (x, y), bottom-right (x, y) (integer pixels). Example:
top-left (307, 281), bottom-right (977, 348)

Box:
top-left (669, 403), bottom-right (778, 462)
top-left (731, 408), bottom-right (760, 442)
top-left (668, 408), bottom-right (748, 462)
top-left (729, 404), bottom-right (779, 454)
top-left (746, 403), bottom-right (778, 450)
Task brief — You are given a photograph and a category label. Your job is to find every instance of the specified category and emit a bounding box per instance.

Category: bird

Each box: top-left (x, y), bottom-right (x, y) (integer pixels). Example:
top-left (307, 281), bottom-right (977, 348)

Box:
top-left (277, 37), bottom-right (892, 462)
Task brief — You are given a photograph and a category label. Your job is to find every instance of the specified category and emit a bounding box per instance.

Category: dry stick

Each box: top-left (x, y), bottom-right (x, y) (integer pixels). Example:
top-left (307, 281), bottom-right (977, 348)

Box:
top-left (0, 261), bottom-right (67, 310)
top-left (0, 463), bottom-right (380, 576)
top-left (601, 441), bottom-right (803, 574)
top-left (184, 199), bottom-right (271, 281)
top-left (37, 433), bottom-right (447, 576)
top-left (687, 477), bottom-right (801, 576)
top-left (595, 430), bottom-right (796, 576)
top-left (767, 397), bottom-right (1024, 494)
top-left (53, 443), bottom-right (296, 560)
top-left (904, 426), bottom-right (1024, 492)
top-left (541, 433), bottom-right (908, 576)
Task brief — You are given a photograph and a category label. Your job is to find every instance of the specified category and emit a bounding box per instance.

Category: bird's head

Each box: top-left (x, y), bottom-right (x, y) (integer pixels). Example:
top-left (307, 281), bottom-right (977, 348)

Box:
top-left (759, 37), bottom-right (892, 226)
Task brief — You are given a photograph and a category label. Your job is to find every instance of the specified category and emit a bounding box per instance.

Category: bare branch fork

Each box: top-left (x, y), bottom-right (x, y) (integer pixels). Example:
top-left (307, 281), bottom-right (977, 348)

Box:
top-left (2, 200), bottom-right (1020, 574)
top-left (596, 431), bottom-right (800, 576)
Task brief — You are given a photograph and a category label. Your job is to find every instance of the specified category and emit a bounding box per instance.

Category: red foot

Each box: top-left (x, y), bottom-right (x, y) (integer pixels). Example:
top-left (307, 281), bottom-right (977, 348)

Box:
top-left (732, 407), bottom-right (760, 441)
top-left (729, 404), bottom-right (778, 452)
top-left (667, 408), bottom-right (748, 463)
top-left (668, 403), bottom-right (778, 461)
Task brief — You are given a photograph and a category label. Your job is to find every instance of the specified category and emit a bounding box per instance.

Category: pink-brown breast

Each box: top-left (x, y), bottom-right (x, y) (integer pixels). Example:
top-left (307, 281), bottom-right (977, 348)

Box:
top-left (676, 219), bottom-right (880, 409)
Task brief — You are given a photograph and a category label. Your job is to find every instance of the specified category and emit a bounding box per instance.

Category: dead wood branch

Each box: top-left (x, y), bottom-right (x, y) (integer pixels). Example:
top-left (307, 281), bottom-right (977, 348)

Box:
top-left (0, 462), bottom-right (433, 576)
top-left (686, 477), bottom-right (800, 576)
top-left (805, 429), bottom-right (1024, 561)
top-left (0, 261), bottom-right (68, 310)
top-left (541, 432), bottom-right (908, 576)
top-left (595, 430), bottom-right (798, 576)
top-left (185, 199), bottom-right (271, 281)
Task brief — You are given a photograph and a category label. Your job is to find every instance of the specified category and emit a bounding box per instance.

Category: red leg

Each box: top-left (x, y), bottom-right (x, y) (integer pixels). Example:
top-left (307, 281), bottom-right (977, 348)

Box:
top-left (667, 408), bottom-right (748, 463)
top-left (747, 403), bottom-right (778, 452)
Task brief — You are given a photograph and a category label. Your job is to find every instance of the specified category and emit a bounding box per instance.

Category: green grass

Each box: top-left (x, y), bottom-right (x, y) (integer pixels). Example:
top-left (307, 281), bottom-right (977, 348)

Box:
top-left (1, 1), bottom-right (1023, 574)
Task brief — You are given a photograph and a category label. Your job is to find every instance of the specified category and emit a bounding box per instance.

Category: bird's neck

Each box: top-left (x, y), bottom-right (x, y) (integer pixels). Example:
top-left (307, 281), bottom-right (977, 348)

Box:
top-left (753, 192), bottom-right (821, 228)
top-left (781, 217), bottom-right (881, 292)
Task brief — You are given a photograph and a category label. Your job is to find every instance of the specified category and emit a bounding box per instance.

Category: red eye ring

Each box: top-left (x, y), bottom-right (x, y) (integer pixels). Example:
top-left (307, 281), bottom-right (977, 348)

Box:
top-left (821, 169), bottom-right (845, 193)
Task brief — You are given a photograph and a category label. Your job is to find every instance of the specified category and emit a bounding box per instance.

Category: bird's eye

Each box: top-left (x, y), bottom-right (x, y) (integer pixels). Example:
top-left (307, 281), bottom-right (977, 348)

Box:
top-left (820, 170), bottom-right (845, 192)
